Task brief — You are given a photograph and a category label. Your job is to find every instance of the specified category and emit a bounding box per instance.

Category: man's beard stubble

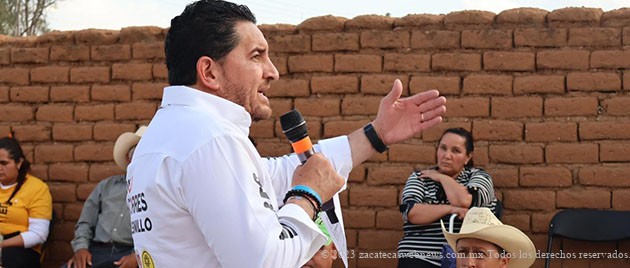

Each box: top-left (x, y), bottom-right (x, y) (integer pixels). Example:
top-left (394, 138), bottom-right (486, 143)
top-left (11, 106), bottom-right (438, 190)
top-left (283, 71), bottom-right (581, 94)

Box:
top-left (222, 78), bottom-right (272, 122)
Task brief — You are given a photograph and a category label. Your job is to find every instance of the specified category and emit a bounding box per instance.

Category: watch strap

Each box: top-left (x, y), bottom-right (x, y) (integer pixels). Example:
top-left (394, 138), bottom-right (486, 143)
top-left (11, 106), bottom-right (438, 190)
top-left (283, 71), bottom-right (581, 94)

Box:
top-left (363, 123), bottom-right (388, 153)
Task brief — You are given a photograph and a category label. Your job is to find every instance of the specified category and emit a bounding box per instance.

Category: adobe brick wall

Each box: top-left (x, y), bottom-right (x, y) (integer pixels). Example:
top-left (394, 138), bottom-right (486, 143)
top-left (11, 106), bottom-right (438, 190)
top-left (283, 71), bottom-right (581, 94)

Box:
top-left (1, 7), bottom-right (630, 268)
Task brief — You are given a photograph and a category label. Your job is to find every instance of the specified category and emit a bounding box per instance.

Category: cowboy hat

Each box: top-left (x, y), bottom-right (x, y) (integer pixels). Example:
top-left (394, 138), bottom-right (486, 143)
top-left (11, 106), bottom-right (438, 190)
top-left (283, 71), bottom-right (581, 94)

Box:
top-left (113, 126), bottom-right (147, 171)
top-left (441, 207), bottom-right (536, 268)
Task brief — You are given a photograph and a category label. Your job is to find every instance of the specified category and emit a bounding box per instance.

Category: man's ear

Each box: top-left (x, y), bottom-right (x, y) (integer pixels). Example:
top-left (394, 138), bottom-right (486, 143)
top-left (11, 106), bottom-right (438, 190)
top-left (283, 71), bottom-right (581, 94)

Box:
top-left (195, 56), bottom-right (221, 92)
top-left (331, 244), bottom-right (338, 260)
top-left (499, 257), bottom-right (510, 268)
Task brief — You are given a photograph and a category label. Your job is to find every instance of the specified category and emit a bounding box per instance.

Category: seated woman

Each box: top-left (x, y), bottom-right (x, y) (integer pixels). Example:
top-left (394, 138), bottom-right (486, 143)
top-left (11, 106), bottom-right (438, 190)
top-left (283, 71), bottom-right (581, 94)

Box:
top-left (397, 128), bottom-right (498, 268)
top-left (0, 136), bottom-right (53, 268)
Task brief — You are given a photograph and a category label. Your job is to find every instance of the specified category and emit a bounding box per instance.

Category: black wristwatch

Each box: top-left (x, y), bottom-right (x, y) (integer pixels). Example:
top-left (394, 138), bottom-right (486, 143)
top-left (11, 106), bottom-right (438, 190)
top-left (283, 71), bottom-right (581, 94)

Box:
top-left (364, 123), bottom-right (388, 153)
top-left (400, 202), bottom-right (415, 223)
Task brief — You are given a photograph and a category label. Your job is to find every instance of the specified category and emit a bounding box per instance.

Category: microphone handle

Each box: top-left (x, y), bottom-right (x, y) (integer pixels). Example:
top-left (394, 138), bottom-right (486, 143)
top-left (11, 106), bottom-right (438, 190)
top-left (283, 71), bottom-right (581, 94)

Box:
top-left (322, 200), bottom-right (338, 223)
top-left (297, 148), bottom-right (315, 164)
top-left (296, 148), bottom-right (339, 224)
top-left (295, 145), bottom-right (339, 224)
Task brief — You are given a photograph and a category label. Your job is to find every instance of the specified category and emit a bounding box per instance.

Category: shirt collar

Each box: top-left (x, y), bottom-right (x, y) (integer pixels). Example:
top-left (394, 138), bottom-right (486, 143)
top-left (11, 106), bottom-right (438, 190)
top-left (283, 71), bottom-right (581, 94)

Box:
top-left (0, 182), bottom-right (16, 190)
top-left (160, 85), bottom-right (252, 134)
top-left (113, 174), bottom-right (126, 183)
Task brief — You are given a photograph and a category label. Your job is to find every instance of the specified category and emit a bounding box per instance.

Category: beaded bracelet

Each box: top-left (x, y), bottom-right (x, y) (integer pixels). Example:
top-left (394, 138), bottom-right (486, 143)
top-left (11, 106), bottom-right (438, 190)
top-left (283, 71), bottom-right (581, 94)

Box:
top-left (286, 195), bottom-right (319, 221)
top-left (284, 187), bottom-right (322, 207)
top-left (292, 185), bottom-right (323, 205)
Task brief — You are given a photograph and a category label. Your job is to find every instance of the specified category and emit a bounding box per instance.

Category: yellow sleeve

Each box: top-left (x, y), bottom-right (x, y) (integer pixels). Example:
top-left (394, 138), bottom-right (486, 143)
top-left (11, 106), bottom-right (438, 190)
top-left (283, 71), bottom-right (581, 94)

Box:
top-left (26, 175), bottom-right (53, 220)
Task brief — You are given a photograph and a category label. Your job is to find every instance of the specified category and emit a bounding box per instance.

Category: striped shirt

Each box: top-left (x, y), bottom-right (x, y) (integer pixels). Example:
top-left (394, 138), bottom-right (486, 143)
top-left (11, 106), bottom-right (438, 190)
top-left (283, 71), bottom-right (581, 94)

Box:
top-left (397, 167), bottom-right (497, 266)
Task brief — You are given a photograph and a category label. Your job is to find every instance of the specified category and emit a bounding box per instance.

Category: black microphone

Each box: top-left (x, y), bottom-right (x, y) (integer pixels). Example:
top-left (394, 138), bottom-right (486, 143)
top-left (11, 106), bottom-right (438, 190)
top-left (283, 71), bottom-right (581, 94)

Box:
top-left (280, 109), bottom-right (315, 164)
top-left (280, 109), bottom-right (338, 224)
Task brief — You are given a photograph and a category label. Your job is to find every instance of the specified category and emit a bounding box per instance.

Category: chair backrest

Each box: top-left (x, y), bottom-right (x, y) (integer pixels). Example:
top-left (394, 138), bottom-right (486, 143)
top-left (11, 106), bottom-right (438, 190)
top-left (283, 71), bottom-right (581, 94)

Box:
top-left (549, 209), bottom-right (630, 241)
top-left (40, 208), bottom-right (57, 263)
top-left (494, 199), bottom-right (504, 220)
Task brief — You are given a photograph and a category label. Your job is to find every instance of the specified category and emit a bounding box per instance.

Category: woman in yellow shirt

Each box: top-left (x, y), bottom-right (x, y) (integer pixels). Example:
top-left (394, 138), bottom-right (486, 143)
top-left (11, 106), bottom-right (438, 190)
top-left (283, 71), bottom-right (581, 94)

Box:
top-left (0, 137), bottom-right (52, 268)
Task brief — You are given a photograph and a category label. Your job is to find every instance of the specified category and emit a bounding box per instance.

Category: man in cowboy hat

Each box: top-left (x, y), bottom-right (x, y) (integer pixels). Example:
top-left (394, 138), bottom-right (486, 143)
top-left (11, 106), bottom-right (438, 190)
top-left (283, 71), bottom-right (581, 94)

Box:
top-left (63, 126), bottom-right (146, 268)
top-left (441, 207), bottom-right (536, 268)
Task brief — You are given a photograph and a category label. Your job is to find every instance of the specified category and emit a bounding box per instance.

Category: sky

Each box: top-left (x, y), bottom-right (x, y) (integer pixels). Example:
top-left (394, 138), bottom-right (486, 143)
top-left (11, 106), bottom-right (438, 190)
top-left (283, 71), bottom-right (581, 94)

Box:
top-left (47, 0), bottom-right (628, 31)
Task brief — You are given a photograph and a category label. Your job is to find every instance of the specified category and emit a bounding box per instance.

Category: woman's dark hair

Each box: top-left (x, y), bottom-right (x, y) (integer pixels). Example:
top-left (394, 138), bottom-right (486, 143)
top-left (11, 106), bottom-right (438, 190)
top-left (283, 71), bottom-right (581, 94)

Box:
top-left (0, 137), bottom-right (30, 205)
top-left (165, 0), bottom-right (257, 86)
top-left (437, 127), bottom-right (474, 168)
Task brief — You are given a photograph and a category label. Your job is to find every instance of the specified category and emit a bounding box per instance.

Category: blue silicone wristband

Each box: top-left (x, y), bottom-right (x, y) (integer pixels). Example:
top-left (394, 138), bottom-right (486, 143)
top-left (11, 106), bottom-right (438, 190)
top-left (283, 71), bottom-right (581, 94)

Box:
top-left (293, 185), bottom-right (323, 205)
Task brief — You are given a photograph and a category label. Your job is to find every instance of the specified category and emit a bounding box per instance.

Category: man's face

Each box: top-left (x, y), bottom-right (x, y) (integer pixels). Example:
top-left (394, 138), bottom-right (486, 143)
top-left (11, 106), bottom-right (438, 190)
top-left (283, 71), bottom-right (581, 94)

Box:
top-left (456, 238), bottom-right (510, 268)
top-left (215, 21), bottom-right (279, 121)
top-left (302, 243), bottom-right (337, 268)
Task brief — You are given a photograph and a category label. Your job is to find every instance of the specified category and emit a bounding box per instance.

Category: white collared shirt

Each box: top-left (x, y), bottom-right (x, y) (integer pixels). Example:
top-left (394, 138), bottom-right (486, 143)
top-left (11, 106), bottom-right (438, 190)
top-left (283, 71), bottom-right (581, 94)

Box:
top-left (127, 85), bottom-right (352, 268)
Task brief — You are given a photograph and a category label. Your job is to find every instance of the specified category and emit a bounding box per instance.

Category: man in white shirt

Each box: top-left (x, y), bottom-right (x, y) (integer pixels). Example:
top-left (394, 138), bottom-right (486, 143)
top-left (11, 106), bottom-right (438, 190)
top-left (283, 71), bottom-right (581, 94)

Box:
top-left (126, 1), bottom-right (446, 267)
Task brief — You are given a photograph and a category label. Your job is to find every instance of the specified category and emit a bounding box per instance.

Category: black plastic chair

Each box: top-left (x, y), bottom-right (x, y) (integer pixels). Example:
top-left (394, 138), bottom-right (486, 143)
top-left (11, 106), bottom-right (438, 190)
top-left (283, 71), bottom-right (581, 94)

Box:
top-left (544, 209), bottom-right (630, 268)
top-left (40, 208), bottom-right (58, 263)
top-left (494, 199), bottom-right (503, 220)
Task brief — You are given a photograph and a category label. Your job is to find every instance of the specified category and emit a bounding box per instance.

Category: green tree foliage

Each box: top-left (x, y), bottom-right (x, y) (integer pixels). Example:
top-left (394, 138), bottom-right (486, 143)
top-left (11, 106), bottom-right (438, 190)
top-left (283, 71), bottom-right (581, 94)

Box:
top-left (0, 0), bottom-right (58, 36)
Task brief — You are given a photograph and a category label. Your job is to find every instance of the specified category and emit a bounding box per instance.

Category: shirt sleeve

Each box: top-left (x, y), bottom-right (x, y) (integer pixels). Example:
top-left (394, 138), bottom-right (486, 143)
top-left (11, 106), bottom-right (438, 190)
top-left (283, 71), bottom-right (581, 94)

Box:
top-left (261, 154), bottom-right (300, 206)
top-left (180, 135), bottom-right (327, 267)
top-left (401, 171), bottom-right (425, 204)
top-left (21, 218), bottom-right (50, 248)
top-left (465, 168), bottom-right (495, 208)
top-left (71, 179), bottom-right (106, 252)
top-left (22, 178), bottom-right (52, 248)
top-left (26, 179), bottom-right (53, 220)
top-left (317, 136), bottom-right (353, 190)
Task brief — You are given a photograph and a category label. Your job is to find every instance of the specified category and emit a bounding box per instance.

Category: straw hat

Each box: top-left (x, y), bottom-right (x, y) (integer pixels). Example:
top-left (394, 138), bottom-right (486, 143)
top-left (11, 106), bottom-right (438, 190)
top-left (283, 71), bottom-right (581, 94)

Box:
top-left (441, 207), bottom-right (536, 268)
top-left (113, 126), bottom-right (147, 171)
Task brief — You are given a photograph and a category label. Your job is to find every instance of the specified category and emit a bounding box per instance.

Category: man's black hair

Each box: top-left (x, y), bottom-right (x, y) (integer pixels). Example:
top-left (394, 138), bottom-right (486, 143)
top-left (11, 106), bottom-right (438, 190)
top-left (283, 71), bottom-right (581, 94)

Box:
top-left (165, 0), bottom-right (256, 86)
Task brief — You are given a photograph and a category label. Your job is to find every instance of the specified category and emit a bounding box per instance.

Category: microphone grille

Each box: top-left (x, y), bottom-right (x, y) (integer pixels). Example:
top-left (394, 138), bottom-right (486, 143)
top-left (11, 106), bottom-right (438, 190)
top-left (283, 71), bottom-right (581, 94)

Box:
top-left (280, 109), bottom-right (304, 132)
top-left (280, 109), bottom-right (308, 142)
